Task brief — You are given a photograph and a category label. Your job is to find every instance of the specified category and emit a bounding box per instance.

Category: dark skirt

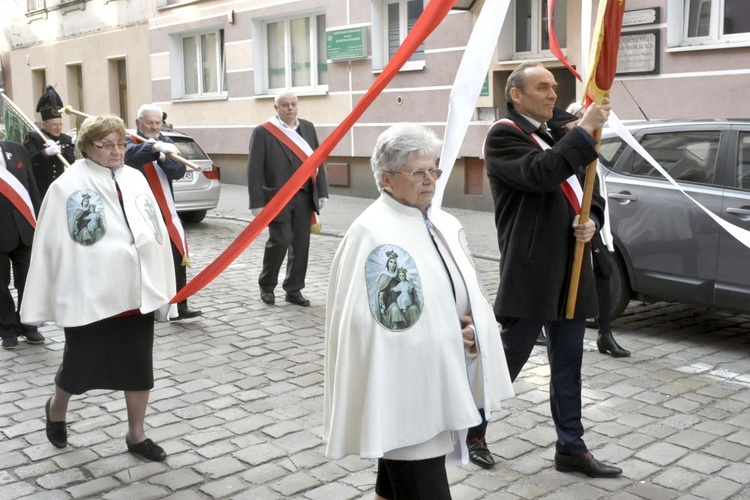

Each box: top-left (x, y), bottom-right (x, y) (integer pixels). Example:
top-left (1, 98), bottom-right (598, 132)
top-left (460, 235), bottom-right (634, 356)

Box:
top-left (55, 313), bottom-right (154, 395)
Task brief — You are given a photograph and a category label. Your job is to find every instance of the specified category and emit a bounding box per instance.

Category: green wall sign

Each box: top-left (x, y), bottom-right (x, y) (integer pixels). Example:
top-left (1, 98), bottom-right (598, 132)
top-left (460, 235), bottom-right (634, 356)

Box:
top-left (326, 27), bottom-right (368, 61)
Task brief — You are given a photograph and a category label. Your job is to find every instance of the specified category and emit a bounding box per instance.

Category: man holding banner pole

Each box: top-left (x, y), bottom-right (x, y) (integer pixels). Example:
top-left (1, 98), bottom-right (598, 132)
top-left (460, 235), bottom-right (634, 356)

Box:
top-left (247, 90), bottom-right (328, 307)
top-left (125, 104), bottom-right (202, 321)
top-left (478, 62), bottom-right (621, 477)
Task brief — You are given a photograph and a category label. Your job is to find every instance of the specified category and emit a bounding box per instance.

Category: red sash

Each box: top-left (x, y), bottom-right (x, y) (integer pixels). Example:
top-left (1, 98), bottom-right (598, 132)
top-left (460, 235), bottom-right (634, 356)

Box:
top-left (260, 122), bottom-right (321, 229)
top-left (142, 162), bottom-right (188, 263)
top-left (493, 119), bottom-right (581, 213)
top-left (0, 174), bottom-right (36, 229)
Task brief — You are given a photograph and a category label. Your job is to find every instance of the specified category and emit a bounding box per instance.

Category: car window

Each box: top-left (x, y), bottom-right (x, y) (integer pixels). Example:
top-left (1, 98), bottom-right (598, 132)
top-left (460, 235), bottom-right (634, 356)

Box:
top-left (169, 136), bottom-right (210, 161)
top-left (738, 132), bottom-right (750, 191)
top-left (599, 137), bottom-right (627, 168)
top-left (629, 131), bottom-right (720, 184)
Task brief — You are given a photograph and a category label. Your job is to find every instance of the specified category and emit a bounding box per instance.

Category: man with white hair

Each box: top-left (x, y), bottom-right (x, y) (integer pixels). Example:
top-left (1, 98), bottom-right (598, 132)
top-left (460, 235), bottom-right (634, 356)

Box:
top-left (246, 90), bottom-right (328, 307)
top-left (125, 104), bottom-right (201, 321)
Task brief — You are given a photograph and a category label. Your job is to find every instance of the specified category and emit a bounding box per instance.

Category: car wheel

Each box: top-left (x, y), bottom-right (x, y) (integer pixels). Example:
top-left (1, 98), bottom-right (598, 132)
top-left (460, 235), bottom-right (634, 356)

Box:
top-left (179, 210), bottom-right (207, 224)
top-left (609, 252), bottom-right (632, 321)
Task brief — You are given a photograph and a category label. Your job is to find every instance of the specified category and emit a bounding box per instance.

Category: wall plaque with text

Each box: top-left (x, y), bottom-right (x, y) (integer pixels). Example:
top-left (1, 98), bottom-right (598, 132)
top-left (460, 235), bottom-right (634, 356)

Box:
top-left (617, 30), bottom-right (659, 76)
top-left (326, 27), bottom-right (369, 61)
top-left (623, 8), bottom-right (659, 27)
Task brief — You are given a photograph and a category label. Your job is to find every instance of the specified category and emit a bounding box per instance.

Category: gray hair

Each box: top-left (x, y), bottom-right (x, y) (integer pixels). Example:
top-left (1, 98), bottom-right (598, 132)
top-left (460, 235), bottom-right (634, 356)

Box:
top-left (370, 123), bottom-right (441, 191)
top-left (274, 90), bottom-right (297, 105)
top-left (505, 62), bottom-right (543, 103)
top-left (136, 103), bottom-right (164, 120)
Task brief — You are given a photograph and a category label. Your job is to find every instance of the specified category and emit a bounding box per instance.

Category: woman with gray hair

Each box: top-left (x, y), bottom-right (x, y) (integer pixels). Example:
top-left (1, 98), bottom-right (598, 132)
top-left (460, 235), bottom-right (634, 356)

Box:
top-left (324, 123), bottom-right (514, 499)
top-left (22, 115), bottom-right (176, 462)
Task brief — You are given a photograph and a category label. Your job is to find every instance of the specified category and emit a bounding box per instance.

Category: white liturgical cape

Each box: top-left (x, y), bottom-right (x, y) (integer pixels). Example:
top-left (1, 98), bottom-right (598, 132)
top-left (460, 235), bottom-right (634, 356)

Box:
top-left (324, 194), bottom-right (514, 461)
top-left (21, 159), bottom-right (176, 327)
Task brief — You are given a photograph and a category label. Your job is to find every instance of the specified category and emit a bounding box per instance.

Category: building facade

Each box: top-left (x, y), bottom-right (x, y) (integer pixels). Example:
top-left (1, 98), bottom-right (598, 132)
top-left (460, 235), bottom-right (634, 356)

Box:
top-left (3, 0), bottom-right (750, 210)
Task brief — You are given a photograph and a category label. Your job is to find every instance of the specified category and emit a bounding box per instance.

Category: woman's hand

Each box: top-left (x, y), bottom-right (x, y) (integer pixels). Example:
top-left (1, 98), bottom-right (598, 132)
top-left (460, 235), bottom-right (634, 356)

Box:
top-left (460, 315), bottom-right (477, 354)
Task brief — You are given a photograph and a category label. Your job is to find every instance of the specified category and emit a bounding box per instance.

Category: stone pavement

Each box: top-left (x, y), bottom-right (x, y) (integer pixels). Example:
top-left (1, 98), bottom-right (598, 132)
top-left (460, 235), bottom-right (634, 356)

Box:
top-left (1, 184), bottom-right (749, 499)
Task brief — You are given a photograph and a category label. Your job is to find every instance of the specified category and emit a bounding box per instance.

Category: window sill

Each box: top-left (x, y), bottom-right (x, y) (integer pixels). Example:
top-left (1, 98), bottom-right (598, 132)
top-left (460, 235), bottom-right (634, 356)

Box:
top-left (172, 94), bottom-right (229, 103)
top-left (667, 39), bottom-right (750, 53)
top-left (372, 60), bottom-right (425, 74)
top-left (255, 88), bottom-right (329, 100)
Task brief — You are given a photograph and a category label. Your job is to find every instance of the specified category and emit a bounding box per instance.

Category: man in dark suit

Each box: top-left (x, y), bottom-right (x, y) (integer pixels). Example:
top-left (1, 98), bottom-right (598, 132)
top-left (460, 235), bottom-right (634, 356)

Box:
top-left (247, 90), bottom-right (328, 306)
top-left (0, 141), bottom-right (44, 349)
top-left (125, 104), bottom-right (201, 321)
top-left (474, 62), bottom-right (621, 477)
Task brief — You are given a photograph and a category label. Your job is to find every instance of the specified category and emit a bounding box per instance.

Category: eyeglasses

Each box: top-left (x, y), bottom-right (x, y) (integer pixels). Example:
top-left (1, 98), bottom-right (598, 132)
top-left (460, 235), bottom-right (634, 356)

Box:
top-left (93, 142), bottom-right (127, 152)
top-left (391, 168), bottom-right (443, 182)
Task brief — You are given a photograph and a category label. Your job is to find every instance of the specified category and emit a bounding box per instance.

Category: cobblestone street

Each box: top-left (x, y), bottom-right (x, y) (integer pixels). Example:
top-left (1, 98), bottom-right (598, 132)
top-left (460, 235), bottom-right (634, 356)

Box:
top-left (1, 191), bottom-right (749, 499)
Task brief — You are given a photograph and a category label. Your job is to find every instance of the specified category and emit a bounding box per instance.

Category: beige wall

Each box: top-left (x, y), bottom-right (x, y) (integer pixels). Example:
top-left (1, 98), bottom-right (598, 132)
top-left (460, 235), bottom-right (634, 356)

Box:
top-left (8, 26), bottom-right (152, 129)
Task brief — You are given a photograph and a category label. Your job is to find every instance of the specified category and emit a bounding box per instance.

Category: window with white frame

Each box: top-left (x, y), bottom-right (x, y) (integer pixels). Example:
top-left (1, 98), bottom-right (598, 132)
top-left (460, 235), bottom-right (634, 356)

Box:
top-left (684, 0), bottom-right (750, 42)
top-left (27, 0), bottom-right (44, 11)
top-left (513, 0), bottom-right (567, 57)
top-left (263, 13), bottom-right (328, 93)
top-left (179, 29), bottom-right (226, 97)
top-left (386, 0), bottom-right (424, 62)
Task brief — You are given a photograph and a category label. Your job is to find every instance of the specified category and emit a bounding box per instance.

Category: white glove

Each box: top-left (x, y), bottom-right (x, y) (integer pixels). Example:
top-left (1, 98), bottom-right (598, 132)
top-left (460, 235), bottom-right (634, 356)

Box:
top-left (153, 141), bottom-right (180, 155)
top-left (251, 207), bottom-right (263, 216)
top-left (44, 140), bottom-right (62, 156)
top-left (318, 197), bottom-right (328, 210)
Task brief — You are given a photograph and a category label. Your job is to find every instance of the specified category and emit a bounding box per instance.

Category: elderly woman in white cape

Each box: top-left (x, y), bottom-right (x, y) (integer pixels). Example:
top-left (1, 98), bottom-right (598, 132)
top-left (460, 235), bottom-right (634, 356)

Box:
top-left (324, 124), bottom-right (514, 499)
top-left (21, 115), bottom-right (175, 462)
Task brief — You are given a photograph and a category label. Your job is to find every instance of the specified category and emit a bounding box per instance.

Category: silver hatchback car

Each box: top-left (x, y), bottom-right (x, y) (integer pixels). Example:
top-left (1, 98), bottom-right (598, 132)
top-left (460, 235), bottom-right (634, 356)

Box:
top-left (599, 119), bottom-right (750, 319)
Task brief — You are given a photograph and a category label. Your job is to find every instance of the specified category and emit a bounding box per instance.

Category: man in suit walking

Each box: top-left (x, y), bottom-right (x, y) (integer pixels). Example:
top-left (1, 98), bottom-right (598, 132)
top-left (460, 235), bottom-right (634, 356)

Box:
top-left (475, 62), bottom-right (621, 477)
top-left (247, 90), bottom-right (328, 307)
top-left (0, 141), bottom-right (45, 349)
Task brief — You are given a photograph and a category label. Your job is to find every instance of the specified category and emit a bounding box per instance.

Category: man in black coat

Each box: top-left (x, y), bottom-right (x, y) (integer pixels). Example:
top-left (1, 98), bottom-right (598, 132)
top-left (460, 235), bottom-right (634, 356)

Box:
top-left (24, 86), bottom-right (75, 198)
top-left (247, 90), bottom-right (328, 307)
top-left (473, 62), bottom-right (621, 478)
top-left (125, 104), bottom-right (201, 321)
top-left (0, 141), bottom-right (45, 349)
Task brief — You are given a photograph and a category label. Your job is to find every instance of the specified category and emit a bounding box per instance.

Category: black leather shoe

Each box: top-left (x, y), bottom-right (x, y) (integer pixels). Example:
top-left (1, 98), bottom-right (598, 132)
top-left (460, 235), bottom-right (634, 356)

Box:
top-left (285, 291), bottom-right (310, 307)
top-left (467, 437), bottom-right (495, 469)
top-left (174, 307), bottom-right (202, 320)
top-left (45, 397), bottom-right (67, 448)
top-left (597, 332), bottom-right (631, 358)
top-left (555, 451), bottom-right (622, 477)
top-left (2, 337), bottom-right (18, 350)
top-left (535, 330), bottom-right (547, 346)
top-left (126, 436), bottom-right (167, 462)
top-left (23, 330), bottom-right (46, 344)
top-left (260, 291), bottom-right (275, 305)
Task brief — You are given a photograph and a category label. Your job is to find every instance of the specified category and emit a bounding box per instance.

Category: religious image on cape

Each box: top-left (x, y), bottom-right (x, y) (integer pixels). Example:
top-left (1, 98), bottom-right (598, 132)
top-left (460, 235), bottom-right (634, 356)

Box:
top-left (366, 245), bottom-right (423, 332)
top-left (67, 190), bottom-right (106, 246)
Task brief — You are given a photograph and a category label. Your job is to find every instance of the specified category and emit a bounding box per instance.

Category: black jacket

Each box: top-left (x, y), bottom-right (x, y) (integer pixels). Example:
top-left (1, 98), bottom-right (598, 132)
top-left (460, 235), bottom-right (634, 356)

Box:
top-left (484, 106), bottom-right (605, 322)
top-left (0, 141), bottom-right (41, 252)
top-left (246, 118), bottom-right (329, 221)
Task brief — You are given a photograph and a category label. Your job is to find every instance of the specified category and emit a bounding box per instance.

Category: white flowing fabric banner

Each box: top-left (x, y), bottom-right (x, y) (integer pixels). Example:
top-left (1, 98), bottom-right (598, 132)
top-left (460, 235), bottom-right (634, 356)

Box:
top-left (607, 111), bottom-right (750, 248)
top-left (434, 0), bottom-right (512, 209)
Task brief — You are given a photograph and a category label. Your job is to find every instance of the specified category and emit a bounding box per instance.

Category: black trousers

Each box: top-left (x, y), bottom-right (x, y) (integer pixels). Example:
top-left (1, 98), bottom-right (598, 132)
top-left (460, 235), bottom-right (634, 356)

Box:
top-left (375, 456), bottom-right (451, 500)
top-left (501, 317), bottom-right (587, 455)
top-left (172, 240), bottom-right (188, 310)
top-left (0, 241), bottom-right (33, 339)
top-left (259, 191), bottom-right (312, 293)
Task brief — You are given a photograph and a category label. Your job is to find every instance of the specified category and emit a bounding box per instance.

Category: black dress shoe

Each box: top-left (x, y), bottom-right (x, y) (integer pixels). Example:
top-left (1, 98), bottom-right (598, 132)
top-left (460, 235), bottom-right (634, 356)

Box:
top-left (126, 436), bottom-right (167, 462)
top-left (260, 291), bottom-right (275, 305)
top-left (285, 291), bottom-right (310, 307)
top-left (22, 330), bottom-right (46, 344)
top-left (554, 451), bottom-right (622, 477)
top-left (174, 307), bottom-right (202, 320)
top-left (45, 397), bottom-right (67, 448)
top-left (597, 331), bottom-right (631, 358)
top-left (467, 437), bottom-right (495, 469)
top-left (535, 329), bottom-right (547, 346)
